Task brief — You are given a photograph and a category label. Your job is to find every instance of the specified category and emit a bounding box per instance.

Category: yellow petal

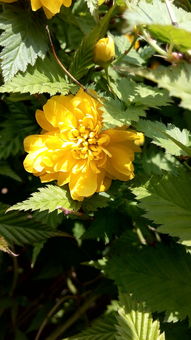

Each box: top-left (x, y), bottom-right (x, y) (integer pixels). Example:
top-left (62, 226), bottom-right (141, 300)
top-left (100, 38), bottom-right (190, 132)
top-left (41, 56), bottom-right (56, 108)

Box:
top-left (40, 173), bottom-right (58, 183)
top-left (96, 171), bottom-right (112, 192)
top-left (36, 110), bottom-right (55, 132)
top-left (69, 167), bottom-right (98, 200)
top-left (30, 0), bottom-right (41, 10)
top-left (24, 135), bottom-right (48, 153)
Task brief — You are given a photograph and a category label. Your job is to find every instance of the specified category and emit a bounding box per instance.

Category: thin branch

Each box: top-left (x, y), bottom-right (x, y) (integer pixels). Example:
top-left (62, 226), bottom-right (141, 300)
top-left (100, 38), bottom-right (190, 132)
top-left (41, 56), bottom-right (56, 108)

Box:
top-left (46, 294), bottom-right (98, 340)
top-left (35, 295), bottom-right (75, 340)
top-left (141, 29), bottom-right (168, 57)
top-left (165, 0), bottom-right (178, 26)
top-left (46, 26), bottom-right (100, 102)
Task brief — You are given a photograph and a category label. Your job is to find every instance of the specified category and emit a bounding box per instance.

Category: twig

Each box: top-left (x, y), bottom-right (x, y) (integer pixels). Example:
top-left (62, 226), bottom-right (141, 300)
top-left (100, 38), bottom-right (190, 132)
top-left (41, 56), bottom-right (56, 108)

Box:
top-left (165, 0), bottom-right (178, 26)
top-left (46, 294), bottom-right (98, 340)
top-left (35, 295), bottom-right (75, 340)
top-left (141, 29), bottom-right (168, 57)
top-left (46, 25), bottom-right (99, 102)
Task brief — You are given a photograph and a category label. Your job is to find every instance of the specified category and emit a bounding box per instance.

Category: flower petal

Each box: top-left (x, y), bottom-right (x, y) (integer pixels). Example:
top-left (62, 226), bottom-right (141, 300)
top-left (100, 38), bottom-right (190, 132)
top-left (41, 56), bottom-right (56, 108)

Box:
top-left (69, 167), bottom-right (98, 200)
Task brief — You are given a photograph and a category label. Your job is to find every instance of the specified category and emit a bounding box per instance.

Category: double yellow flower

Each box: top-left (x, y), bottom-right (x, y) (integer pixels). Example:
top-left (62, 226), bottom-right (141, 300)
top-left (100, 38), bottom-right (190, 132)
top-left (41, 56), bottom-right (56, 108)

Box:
top-left (23, 90), bottom-right (143, 201)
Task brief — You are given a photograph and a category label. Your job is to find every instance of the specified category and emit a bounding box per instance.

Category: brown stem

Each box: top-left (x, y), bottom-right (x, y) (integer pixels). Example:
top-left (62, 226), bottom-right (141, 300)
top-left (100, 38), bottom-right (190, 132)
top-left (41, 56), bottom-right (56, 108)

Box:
top-left (46, 294), bottom-right (98, 340)
top-left (46, 26), bottom-right (100, 102)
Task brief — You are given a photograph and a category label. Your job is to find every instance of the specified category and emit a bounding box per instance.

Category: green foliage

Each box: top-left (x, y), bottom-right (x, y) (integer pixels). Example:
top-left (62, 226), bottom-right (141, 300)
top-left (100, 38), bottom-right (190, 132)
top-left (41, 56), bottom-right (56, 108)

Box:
top-left (0, 7), bottom-right (48, 81)
top-left (7, 185), bottom-right (81, 213)
top-left (64, 294), bottom-right (165, 340)
top-left (106, 241), bottom-right (191, 321)
top-left (0, 205), bottom-right (62, 246)
top-left (0, 0), bottom-right (191, 339)
top-left (136, 63), bottom-right (191, 111)
top-left (0, 57), bottom-right (76, 95)
top-left (69, 6), bottom-right (116, 79)
top-left (0, 101), bottom-right (38, 159)
top-left (135, 119), bottom-right (191, 156)
top-left (115, 293), bottom-right (165, 340)
top-left (132, 172), bottom-right (191, 246)
top-left (64, 313), bottom-right (117, 340)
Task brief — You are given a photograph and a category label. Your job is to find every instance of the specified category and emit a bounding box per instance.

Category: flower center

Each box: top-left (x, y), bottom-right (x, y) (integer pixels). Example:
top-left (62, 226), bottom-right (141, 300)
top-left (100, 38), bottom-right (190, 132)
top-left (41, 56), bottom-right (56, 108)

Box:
top-left (70, 125), bottom-right (104, 161)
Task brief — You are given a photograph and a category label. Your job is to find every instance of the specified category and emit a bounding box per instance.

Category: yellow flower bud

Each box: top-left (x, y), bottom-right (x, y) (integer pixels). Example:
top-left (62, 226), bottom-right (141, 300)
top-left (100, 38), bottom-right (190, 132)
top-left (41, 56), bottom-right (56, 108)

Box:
top-left (94, 37), bottom-right (115, 64)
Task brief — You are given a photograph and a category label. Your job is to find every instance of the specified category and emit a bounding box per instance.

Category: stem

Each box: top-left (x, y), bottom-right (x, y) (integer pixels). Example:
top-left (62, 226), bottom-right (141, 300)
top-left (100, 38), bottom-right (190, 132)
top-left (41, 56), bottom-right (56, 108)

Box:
top-left (35, 295), bottom-right (75, 340)
top-left (9, 255), bottom-right (19, 297)
top-left (142, 29), bottom-right (168, 57)
top-left (46, 294), bottom-right (98, 340)
top-left (113, 35), bottom-right (139, 65)
top-left (165, 0), bottom-right (178, 26)
top-left (46, 26), bottom-right (99, 102)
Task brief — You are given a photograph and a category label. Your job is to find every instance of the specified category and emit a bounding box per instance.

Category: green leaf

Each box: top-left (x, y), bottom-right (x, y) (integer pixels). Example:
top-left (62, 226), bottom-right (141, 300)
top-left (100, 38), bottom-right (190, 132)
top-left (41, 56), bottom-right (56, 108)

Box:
top-left (148, 25), bottom-right (191, 52)
top-left (141, 146), bottom-right (182, 176)
top-left (82, 192), bottom-right (111, 212)
top-left (132, 173), bottom-right (191, 246)
top-left (0, 205), bottom-right (63, 246)
top-left (102, 97), bottom-right (146, 129)
top-left (0, 7), bottom-right (48, 81)
top-left (7, 185), bottom-right (81, 214)
top-left (63, 313), bottom-right (117, 340)
top-left (116, 293), bottom-right (165, 340)
top-left (106, 241), bottom-right (191, 321)
top-left (124, 0), bottom-right (191, 31)
top-left (135, 119), bottom-right (191, 156)
top-left (0, 161), bottom-right (21, 182)
top-left (136, 63), bottom-right (191, 110)
top-left (0, 57), bottom-right (76, 95)
top-left (110, 78), bottom-right (171, 108)
top-left (69, 5), bottom-right (116, 79)
top-left (0, 101), bottom-right (38, 159)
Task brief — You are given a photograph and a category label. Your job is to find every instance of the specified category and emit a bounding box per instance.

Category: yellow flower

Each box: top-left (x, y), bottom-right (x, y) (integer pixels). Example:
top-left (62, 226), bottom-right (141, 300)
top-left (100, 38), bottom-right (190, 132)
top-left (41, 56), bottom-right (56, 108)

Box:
top-left (0, 0), bottom-right (72, 18)
top-left (23, 89), bottom-right (143, 201)
top-left (30, 0), bottom-right (72, 18)
top-left (94, 37), bottom-right (115, 64)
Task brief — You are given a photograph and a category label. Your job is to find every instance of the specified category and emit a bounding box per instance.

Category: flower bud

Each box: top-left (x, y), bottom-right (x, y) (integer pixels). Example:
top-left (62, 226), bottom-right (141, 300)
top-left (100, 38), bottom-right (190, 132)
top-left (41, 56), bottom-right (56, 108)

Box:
top-left (94, 37), bottom-right (115, 64)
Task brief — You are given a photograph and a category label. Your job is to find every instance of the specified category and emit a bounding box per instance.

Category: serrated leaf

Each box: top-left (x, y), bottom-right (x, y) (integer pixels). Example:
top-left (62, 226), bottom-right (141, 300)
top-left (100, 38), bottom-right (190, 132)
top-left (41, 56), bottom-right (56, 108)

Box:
top-left (111, 78), bottom-right (171, 108)
top-left (102, 97), bottom-right (146, 129)
top-left (69, 5), bottom-right (116, 79)
top-left (7, 185), bottom-right (81, 214)
top-left (116, 293), bottom-right (165, 340)
top-left (0, 7), bottom-right (48, 81)
top-left (132, 173), bottom-right (191, 246)
top-left (82, 193), bottom-right (111, 212)
top-left (0, 161), bottom-right (21, 181)
top-left (124, 0), bottom-right (191, 32)
top-left (135, 119), bottom-right (191, 156)
top-left (106, 241), bottom-right (191, 321)
top-left (0, 57), bottom-right (76, 95)
top-left (0, 205), bottom-right (63, 246)
top-left (63, 313), bottom-right (117, 340)
top-left (141, 146), bottom-right (182, 176)
top-left (124, 0), bottom-right (191, 52)
top-left (135, 63), bottom-right (191, 110)
top-left (0, 101), bottom-right (38, 159)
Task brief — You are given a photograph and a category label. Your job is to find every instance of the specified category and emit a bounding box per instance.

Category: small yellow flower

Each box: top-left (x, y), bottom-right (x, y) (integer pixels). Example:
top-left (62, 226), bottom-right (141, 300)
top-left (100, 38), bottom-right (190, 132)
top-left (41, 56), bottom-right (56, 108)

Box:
top-left (23, 89), bottom-right (143, 201)
top-left (31, 0), bottom-right (72, 18)
top-left (94, 37), bottom-right (115, 64)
